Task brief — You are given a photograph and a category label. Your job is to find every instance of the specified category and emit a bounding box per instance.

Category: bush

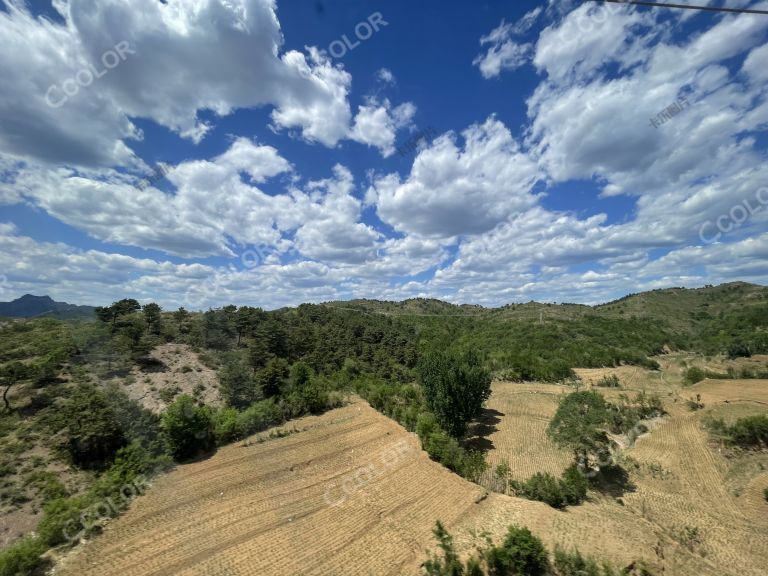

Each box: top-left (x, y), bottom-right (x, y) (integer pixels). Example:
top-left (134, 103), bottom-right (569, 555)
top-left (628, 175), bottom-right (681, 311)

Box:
top-left (595, 374), bottom-right (620, 388)
top-left (422, 521), bottom-right (465, 576)
top-left (0, 536), bottom-right (47, 576)
top-left (238, 399), bottom-right (283, 436)
top-left (683, 366), bottom-right (705, 386)
top-left (553, 545), bottom-right (617, 576)
top-left (58, 384), bottom-right (126, 469)
top-left (24, 471), bottom-right (68, 503)
top-left (36, 496), bottom-right (88, 547)
top-left (728, 415), bottom-right (768, 448)
top-left (212, 406), bottom-right (241, 444)
top-left (484, 526), bottom-right (549, 576)
top-left (161, 396), bottom-right (215, 461)
top-left (560, 464), bottom-right (589, 505)
top-left (511, 465), bottom-right (587, 509)
top-left (513, 473), bottom-right (564, 508)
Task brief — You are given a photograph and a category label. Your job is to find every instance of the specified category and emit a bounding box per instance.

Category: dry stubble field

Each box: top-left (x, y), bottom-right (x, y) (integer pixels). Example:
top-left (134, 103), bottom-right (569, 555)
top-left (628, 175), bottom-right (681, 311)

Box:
top-left (54, 371), bottom-right (768, 576)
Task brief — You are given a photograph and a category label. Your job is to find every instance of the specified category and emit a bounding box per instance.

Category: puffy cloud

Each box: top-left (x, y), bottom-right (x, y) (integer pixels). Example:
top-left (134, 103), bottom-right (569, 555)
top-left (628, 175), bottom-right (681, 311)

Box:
top-left (472, 9), bottom-right (542, 79)
top-left (370, 117), bottom-right (541, 237)
top-left (349, 98), bottom-right (416, 157)
top-left (0, 0), bottom-right (414, 167)
top-left (5, 138), bottom-right (294, 257)
top-left (2, 0), bottom-right (768, 310)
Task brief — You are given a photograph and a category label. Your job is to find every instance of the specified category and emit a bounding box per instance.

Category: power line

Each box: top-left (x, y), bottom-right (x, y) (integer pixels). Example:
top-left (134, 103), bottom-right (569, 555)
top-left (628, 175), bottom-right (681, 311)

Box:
top-left (583, 0), bottom-right (768, 15)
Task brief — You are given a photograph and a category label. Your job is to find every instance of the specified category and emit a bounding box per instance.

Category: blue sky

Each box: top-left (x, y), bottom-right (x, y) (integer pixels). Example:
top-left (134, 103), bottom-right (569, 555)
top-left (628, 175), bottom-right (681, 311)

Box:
top-left (0, 0), bottom-right (767, 309)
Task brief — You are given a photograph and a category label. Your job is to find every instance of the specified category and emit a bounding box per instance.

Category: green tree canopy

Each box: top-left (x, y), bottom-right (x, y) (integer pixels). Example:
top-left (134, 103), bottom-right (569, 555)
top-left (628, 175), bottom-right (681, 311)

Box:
top-left (161, 395), bottom-right (214, 461)
top-left (417, 350), bottom-right (491, 438)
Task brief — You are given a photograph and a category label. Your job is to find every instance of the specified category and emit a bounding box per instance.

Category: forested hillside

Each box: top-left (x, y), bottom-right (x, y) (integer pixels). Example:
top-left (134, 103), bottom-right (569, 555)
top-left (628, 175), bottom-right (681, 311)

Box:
top-left (1, 283), bottom-right (767, 574)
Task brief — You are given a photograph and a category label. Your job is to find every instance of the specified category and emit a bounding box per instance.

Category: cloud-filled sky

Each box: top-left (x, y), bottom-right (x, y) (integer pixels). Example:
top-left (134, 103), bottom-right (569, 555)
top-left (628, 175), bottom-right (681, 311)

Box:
top-left (0, 0), bottom-right (767, 309)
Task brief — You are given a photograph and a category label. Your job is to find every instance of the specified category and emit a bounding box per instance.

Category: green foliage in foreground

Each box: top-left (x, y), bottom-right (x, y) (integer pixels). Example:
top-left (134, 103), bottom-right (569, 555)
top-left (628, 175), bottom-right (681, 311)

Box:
top-left (0, 536), bottom-right (47, 576)
top-left (553, 545), bottom-right (621, 576)
top-left (422, 522), bottom-right (648, 576)
top-left (423, 522), bottom-right (548, 576)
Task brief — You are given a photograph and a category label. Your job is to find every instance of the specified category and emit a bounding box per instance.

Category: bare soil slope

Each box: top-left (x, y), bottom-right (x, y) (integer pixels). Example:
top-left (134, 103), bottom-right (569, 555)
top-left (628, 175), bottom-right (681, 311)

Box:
top-left (56, 400), bottom-right (486, 576)
top-left (55, 383), bottom-right (768, 576)
top-left (111, 343), bottom-right (222, 413)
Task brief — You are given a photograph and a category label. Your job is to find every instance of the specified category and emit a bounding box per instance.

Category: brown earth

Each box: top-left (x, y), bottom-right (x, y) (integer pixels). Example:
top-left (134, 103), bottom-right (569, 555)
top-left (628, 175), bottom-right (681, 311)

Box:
top-left (109, 343), bottom-right (222, 413)
top-left (53, 376), bottom-right (768, 576)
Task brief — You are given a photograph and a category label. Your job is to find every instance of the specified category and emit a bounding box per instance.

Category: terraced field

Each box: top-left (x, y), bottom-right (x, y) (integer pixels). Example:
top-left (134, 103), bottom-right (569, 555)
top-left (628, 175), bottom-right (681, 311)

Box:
top-left (55, 378), bottom-right (768, 576)
top-left (474, 382), bottom-right (572, 484)
top-left (56, 401), bottom-right (486, 576)
top-left (618, 379), bottom-right (768, 576)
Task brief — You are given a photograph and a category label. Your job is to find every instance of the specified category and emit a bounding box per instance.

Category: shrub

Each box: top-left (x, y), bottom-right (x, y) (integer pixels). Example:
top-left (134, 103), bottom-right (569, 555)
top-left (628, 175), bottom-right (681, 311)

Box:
top-left (58, 384), bottom-right (127, 469)
top-left (0, 536), bottom-right (47, 576)
top-left (553, 545), bottom-right (617, 576)
top-left (683, 366), bottom-right (705, 386)
top-left (728, 415), bottom-right (768, 448)
top-left (511, 465), bottom-right (587, 509)
top-left (212, 406), bottom-right (241, 444)
top-left (763, 486), bottom-right (768, 502)
top-left (513, 472), bottom-right (565, 508)
top-left (422, 521), bottom-right (465, 576)
top-left (595, 374), bottom-right (620, 388)
top-left (484, 526), bottom-right (549, 576)
top-left (560, 464), bottom-right (589, 505)
top-left (238, 399), bottom-right (283, 436)
top-left (36, 496), bottom-right (88, 547)
top-left (24, 470), bottom-right (68, 502)
top-left (161, 396), bottom-right (214, 461)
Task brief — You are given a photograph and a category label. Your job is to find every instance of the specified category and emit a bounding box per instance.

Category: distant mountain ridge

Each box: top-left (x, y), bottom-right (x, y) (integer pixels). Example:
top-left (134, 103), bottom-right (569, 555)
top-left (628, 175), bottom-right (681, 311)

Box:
top-left (324, 282), bottom-right (768, 327)
top-left (0, 294), bottom-right (96, 320)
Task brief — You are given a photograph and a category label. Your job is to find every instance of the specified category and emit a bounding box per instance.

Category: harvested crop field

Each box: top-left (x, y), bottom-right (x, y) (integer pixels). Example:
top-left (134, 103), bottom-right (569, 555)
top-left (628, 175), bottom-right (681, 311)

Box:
top-left (55, 381), bottom-right (768, 576)
top-left (472, 381), bottom-right (572, 484)
top-left (688, 378), bottom-right (768, 406)
top-left (56, 400), bottom-right (487, 576)
top-left (618, 396), bottom-right (768, 576)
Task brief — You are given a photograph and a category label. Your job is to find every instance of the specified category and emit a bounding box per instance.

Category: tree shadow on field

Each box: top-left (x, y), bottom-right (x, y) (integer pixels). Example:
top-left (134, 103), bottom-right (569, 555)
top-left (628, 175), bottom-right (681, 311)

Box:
top-left (463, 408), bottom-right (504, 452)
top-left (590, 464), bottom-right (636, 498)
